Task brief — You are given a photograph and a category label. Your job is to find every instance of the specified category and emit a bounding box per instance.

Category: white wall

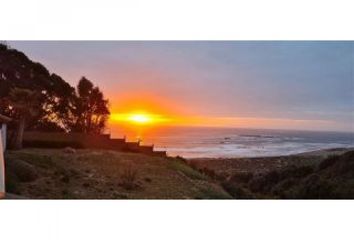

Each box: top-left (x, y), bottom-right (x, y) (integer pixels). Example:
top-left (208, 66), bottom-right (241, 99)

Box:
top-left (0, 124), bottom-right (5, 196)
top-left (1, 124), bottom-right (6, 151)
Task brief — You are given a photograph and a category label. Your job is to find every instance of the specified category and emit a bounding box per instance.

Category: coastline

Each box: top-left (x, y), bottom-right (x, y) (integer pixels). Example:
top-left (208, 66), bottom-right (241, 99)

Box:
top-left (187, 147), bottom-right (354, 177)
top-left (188, 147), bottom-right (354, 160)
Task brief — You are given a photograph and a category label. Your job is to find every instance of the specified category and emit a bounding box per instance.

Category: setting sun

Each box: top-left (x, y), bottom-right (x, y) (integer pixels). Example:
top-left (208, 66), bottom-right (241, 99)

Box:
top-left (110, 111), bottom-right (170, 125)
top-left (128, 114), bottom-right (152, 124)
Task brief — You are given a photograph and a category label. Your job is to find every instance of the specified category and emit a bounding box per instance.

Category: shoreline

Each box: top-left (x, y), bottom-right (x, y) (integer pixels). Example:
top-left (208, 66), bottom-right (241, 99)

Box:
top-left (186, 147), bottom-right (354, 161)
top-left (187, 147), bottom-right (354, 177)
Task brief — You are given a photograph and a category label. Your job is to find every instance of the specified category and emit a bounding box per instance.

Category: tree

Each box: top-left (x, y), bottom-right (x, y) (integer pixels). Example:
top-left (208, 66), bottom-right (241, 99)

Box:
top-left (0, 43), bottom-right (76, 132)
top-left (8, 88), bottom-right (41, 149)
top-left (70, 77), bottom-right (110, 134)
top-left (0, 44), bottom-right (111, 135)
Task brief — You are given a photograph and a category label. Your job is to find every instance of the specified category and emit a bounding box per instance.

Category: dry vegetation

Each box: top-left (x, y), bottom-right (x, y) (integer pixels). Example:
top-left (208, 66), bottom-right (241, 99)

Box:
top-left (6, 148), bottom-right (353, 199)
top-left (190, 149), bottom-right (354, 199)
top-left (5, 149), bottom-right (231, 199)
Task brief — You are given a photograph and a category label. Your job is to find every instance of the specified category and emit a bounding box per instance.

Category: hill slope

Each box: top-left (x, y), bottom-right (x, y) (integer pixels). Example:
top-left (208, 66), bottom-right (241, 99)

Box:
top-left (5, 149), bottom-right (231, 199)
top-left (193, 150), bottom-right (354, 199)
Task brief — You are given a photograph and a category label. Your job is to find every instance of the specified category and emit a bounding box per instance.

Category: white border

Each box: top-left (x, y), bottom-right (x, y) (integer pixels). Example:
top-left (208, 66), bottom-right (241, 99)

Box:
top-left (1, 200), bottom-right (354, 240)
top-left (1, 1), bottom-right (353, 239)
top-left (0, 0), bottom-right (354, 40)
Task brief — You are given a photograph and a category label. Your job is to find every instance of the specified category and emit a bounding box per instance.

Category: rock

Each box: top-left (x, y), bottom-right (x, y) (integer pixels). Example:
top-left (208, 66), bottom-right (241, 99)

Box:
top-left (63, 147), bottom-right (76, 154)
top-left (6, 159), bottom-right (38, 182)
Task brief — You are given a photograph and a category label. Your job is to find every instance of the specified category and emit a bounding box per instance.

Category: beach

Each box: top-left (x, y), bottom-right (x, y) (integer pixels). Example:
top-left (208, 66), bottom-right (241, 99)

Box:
top-left (189, 147), bottom-right (353, 177)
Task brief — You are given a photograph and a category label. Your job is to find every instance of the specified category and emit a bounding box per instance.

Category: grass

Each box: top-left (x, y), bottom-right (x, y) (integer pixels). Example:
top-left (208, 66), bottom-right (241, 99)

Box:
top-left (6, 151), bottom-right (55, 169)
top-left (169, 160), bottom-right (208, 181)
top-left (120, 165), bottom-right (139, 190)
top-left (4, 148), bottom-right (228, 199)
top-left (195, 186), bottom-right (232, 199)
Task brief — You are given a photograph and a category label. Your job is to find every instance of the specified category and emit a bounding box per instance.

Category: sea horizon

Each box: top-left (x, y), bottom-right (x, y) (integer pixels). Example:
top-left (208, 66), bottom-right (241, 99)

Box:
top-left (108, 125), bottom-right (354, 158)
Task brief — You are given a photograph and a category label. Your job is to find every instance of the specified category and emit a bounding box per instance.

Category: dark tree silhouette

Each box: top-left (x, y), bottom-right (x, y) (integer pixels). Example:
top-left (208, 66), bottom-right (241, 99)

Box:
top-left (70, 77), bottom-right (110, 134)
top-left (8, 88), bottom-right (41, 149)
top-left (0, 43), bottom-right (76, 132)
top-left (0, 44), bottom-right (111, 135)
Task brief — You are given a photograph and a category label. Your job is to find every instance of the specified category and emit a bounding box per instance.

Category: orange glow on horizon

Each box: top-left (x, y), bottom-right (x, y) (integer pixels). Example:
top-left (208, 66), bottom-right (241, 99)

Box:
top-left (107, 94), bottom-right (336, 131)
top-left (109, 111), bottom-right (335, 131)
top-left (110, 111), bottom-right (170, 125)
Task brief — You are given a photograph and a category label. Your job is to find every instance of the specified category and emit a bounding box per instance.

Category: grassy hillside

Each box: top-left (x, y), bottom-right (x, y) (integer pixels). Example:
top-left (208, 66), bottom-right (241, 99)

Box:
top-left (5, 149), bottom-right (231, 199)
top-left (191, 150), bottom-right (354, 199)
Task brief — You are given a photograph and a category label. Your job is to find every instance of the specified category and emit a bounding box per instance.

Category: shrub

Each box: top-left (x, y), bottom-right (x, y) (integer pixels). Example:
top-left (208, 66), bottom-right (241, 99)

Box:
top-left (339, 151), bottom-right (354, 175)
top-left (221, 181), bottom-right (254, 199)
top-left (195, 186), bottom-right (232, 199)
top-left (187, 161), bottom-right (199, 170)
top-left (5, 171), bottom-right (20, 194)
top-left (144, 177), bottom-right (152, 183)
top-left (201, 167), bottom-right (217, 179)
top-left (280, 165), bottom-right (314, 179)
top-left (23, 140), bottom-right (83, 149)
top-left (249, 170), bottom-right (280, 193)
top-left (120, 165), bottom-right (139, 190)
top-left (169, 161), bottom-right (207, 181)
top-left (176, 155), bottom-right (187, 163)
top-left (271, 178), bottom-right (298, 198)
top-left (60, 175), bottom-right (70, 183)
top-left (6, 159), bottom-right (38, 182)
top-left (295, 174), bottom-right (337, 199)
top-left (229, 172), bottom-right (254, 183)
top-left (318, 155), bottom-right (339, 170)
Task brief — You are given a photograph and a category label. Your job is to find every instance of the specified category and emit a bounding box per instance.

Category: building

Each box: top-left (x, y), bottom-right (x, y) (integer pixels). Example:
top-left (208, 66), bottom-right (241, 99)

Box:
top-left (0, 114), bottom-right (11, 198)
top-left (0, 114), bottom-right (11, 151)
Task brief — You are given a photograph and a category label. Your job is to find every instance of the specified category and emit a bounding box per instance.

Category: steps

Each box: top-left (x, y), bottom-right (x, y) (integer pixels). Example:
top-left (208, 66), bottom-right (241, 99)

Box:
top-left (22, 132), bottom-right (167, 157)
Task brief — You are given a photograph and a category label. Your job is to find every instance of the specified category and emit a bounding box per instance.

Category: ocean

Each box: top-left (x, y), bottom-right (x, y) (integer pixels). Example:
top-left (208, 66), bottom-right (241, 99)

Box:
top-left (109, 126), bottom-right (354, 159)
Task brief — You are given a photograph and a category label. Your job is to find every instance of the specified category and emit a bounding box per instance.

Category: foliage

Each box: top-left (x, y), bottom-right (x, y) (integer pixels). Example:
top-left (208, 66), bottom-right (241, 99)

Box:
top-left (169, 160), bottom-right (208, 181)
top-left (120, 165), bottom-right (139, 190)
top-left (220, 181), bottom-right (254, 199)
top-left (23, 140), bottom-right (83, 149)
top-left (0, 44), bottom-right (76, 132)
top-left (68, 77), bottom-right (110, 134)
top-left (5, 157), bottom-right (38, 182)
top-left (0, 43), bottom-right (110, 134)
top-left (196, 186), bottom-right (232, 199)
top-left (7, 88), bottom-right (41, 149)
top-left (219, 151), bottom-right (354, 199)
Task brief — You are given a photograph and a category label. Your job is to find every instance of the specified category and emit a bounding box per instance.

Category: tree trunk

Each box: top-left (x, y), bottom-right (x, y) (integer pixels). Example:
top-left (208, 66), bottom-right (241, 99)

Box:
top-left (14, 116), bottom-right (26, 150)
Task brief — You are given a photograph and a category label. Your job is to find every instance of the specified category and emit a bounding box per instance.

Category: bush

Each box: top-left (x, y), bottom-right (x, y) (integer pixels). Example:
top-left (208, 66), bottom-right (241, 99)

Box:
top-left (271, 178), bottom-right (298, 198)
top-left (5, 171), bottom-right (20, 194)
top-left (169, 161), bottom-right (207, 181)
top-left (120, 165), bottom-right (139, 190)
top-left (249, 170), bottom-right (280, 193)
top-left (6, 159), bottom-right (38, 182)
top-left (221, 181), bottom-right (254, 199)
top-left (201, 167), bottom-right (217, 179)
top-left (338, 151), bottom-right (354, 175)
top-left (144, 177), bottom-right (152, 183)
top-left (23, 140), bottom-right (83, 149)
top-left (229, 172), bottom-right (254, 183)
top-left (295, 174), bottom-right (337, 199)
top-left (195, 186), bottom-right (232, 199)
top-left (280, 165), bottom-right (314, 179)
top-left (318, 155), bottom-right (339, 170)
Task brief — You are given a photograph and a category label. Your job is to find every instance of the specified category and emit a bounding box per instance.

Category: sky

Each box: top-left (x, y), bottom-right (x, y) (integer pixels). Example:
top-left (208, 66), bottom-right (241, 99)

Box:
top-left (9, 41), bottom-right (354, 132)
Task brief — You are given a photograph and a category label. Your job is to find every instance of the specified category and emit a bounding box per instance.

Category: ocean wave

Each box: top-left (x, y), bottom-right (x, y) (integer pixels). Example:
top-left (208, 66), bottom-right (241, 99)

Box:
top-left (238, 134), bottom-right (277, 138)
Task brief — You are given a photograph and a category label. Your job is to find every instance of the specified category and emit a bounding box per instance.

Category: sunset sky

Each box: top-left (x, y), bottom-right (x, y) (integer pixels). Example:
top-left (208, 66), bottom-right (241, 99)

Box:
top-left (9, 41), bottom-right (354, 132)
